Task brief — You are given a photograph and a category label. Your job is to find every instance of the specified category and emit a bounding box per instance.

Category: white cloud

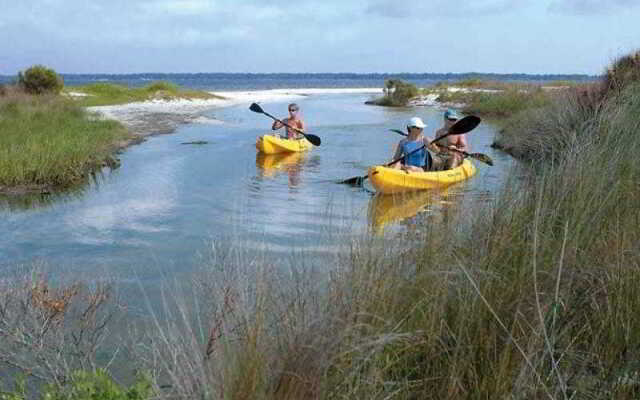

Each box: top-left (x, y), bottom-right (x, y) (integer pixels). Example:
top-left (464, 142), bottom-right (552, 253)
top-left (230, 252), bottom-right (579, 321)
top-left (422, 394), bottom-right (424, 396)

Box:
top-left (365, 0), bottom-right (531, 18)
top-left (148, 0), bottom-right (216, 16)
top-left (1, 0), bottom-right (639, 74)
top-left (548, 0), bottom-right (640, 15)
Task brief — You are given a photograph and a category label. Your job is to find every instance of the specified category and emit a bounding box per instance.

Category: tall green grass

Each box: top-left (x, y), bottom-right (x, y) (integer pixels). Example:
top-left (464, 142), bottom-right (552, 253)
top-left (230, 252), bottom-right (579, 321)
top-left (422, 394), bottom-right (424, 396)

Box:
top-left (0, 91), bottom-right (131, 189)
top-left (125, 81), bottom-right (640, 398)
top-left (5, 62), bottom-right (639, 398)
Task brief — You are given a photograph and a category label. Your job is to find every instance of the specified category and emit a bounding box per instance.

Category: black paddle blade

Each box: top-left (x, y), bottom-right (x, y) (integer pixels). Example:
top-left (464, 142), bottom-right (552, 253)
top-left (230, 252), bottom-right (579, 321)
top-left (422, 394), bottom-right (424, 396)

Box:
top-left (450, 115), bottom-right (481, 135)
top-left (305, 134), bottom-right (322, 146)
top-left (389, 129), bottom-right (408, 137)
top-left (469, 152), bottom-right (494, 166)
top-left (339, 175), bottom-right (367, 186)
top-left (249, 103), bottom-right (264, 114)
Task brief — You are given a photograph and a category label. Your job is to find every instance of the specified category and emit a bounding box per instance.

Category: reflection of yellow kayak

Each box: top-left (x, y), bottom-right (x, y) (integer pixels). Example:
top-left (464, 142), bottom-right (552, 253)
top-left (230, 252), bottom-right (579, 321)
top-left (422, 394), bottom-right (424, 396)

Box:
top-left (368, 159), bottom-right (476, 194)
top-left (256, 134), bottom-right (312, 154)
top-left (368, 190), bottom-right (441, 232)
top-left (256, 152), bottom-right (305, 177)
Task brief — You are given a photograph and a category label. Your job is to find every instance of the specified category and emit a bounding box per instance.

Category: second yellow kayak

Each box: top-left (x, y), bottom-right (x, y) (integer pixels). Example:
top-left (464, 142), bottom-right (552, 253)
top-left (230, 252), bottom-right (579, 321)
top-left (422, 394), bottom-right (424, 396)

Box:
top-left (256, 134), bottom-right (312, 154)
top-left (368, 159), bottom-right (477, 194)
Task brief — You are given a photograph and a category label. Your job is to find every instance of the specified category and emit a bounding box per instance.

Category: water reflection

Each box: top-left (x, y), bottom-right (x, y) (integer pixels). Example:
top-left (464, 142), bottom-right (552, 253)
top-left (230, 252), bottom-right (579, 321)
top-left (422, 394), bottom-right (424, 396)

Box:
top-left (0, 172), bottom-right (107, 212)
top-left (368, 190), bottom-right (445, 233)
top-left (255, 152), bottom-right (307, 187)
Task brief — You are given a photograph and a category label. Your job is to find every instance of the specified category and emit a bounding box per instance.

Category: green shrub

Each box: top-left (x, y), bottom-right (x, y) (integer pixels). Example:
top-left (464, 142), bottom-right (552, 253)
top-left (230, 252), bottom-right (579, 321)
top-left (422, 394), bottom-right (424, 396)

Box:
top-left (368, 79), bottom-right (419, 106)
top-left (18, 65), bottom-right (63, 95)
top-left (604, 50), bottom-right (640, 95)
top-left (44, 370), bottom-right (153, 400)
top-left (383, 79), bottom-right (419, 106)
top-left (145, 81), bottom-right (179, 92)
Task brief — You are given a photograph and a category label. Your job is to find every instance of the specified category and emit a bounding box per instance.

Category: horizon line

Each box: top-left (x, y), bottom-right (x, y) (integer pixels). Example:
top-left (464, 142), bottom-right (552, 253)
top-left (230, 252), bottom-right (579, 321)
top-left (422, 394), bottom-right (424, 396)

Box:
top-left (1, 71), bottom-right (601, 78)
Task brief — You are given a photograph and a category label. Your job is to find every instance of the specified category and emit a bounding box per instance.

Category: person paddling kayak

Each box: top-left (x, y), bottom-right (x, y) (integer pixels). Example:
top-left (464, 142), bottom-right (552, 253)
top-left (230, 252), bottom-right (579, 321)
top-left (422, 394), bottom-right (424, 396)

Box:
top-left (434, 109), bottom-right (470, 169)
top-left (390, 117), bottom-right (440, 172)
top-left (271, 103), bottom-right (306, 139)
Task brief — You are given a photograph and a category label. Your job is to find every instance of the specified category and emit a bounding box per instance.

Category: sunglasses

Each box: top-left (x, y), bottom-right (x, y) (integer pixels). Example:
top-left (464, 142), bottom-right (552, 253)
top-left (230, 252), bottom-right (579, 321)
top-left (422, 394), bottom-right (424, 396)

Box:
top-left (289, 109), bottom-right (298, 112)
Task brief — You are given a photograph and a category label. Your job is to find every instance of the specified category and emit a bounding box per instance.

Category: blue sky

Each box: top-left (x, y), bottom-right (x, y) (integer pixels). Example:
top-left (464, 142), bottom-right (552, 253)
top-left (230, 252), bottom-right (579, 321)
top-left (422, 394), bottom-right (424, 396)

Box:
top-left (1, 0), bottom-right (638, 75)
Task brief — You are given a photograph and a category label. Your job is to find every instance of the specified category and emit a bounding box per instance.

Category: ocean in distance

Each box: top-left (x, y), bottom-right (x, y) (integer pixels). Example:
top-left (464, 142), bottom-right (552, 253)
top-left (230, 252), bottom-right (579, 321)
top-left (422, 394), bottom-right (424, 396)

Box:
top-left (0, 72), bottom-right (598, 91)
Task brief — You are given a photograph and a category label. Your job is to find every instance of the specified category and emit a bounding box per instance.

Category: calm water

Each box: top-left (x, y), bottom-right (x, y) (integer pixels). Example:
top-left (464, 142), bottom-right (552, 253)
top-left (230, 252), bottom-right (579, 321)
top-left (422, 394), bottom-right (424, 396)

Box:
top-left (0, 72), bottom-right (597, 90)
top-left (0, 93), bottom-right (513, 278)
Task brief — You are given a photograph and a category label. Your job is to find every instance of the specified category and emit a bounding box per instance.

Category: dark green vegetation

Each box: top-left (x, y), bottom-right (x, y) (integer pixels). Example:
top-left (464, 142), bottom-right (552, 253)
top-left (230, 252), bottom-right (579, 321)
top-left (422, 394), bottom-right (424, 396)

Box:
top-left (1, 65), bottom-right (220, 193)
top-left (0, 86), bottom-right (131, 192)
top-left (68, 81), bottom-right (225, 107)
top-left (1, 370), bottom-right (152, 400)
top-left (17, 65), bottom-right (64, 95)
top-left (367, 79), bottom-right (420, 106)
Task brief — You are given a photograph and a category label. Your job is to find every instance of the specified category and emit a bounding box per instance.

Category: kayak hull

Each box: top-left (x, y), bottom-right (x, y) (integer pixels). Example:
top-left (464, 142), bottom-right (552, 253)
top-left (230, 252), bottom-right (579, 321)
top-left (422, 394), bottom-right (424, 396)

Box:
top-left (368, 159), bottom-right (476, 194)
top-left (256, 134), bottom-right (312, 154)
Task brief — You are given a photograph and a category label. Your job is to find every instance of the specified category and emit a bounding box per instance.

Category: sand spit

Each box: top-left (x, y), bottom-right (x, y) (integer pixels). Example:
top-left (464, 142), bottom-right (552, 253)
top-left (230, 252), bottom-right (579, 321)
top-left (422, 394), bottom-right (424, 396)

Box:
top-left (88, 88), bottom-right (384, 137)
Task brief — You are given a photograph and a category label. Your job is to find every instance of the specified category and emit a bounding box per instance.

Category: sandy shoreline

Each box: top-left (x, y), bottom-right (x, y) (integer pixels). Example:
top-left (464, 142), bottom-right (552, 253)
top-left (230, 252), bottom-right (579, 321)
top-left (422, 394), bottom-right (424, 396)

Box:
top-left (88, 88), bottom-right (384, 137)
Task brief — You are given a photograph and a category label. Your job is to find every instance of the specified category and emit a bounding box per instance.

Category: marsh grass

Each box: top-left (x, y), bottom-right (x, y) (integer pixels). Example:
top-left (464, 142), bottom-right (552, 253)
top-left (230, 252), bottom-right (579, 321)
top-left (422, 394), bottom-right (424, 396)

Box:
top-left (0, 89), bottom-right (131, 189)
top-left (4, 62), bottom-right (640, 398)
top-left (68, 81), bottom-right (225, 107)
top-left (124, 79), bottom-right (640, 399)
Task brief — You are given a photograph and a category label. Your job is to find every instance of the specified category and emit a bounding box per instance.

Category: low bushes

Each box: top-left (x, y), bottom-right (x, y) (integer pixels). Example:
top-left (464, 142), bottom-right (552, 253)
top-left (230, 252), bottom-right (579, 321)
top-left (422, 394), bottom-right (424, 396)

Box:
top-left (368, 79), bottom-right (419, 106)
top-left (17, 65), bottom-right (63, 95)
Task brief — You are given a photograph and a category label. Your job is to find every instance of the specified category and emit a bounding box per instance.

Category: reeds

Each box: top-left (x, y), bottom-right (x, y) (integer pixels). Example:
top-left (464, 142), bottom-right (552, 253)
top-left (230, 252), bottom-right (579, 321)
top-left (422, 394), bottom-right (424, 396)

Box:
top-left (124, 73), bottom-right (640, 399)
top-left (4, 56), bottom-right (640, 399)
top-left (0, 89), bottom-right (130, 190)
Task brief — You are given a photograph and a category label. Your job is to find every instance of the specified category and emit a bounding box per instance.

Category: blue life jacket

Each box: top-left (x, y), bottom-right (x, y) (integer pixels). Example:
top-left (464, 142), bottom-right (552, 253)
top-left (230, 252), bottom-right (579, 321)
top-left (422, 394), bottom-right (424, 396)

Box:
top-left (402, 140), bottom-right (431, 169)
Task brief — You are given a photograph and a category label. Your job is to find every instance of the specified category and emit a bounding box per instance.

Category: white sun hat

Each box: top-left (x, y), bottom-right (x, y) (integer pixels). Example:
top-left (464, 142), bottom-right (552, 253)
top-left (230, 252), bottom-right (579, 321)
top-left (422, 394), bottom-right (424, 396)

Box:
top-left (407, 117), bottom-right (426, 128)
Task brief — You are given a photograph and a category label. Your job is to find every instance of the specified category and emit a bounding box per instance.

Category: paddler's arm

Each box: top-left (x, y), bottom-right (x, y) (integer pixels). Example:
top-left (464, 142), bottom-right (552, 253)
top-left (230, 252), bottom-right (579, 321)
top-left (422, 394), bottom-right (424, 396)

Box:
top-left (424, 136), bottom-right (441, 152)
top-left (297, 120), bottom-right (306, 134)
top-left (391, 140), bottom-right (405, 169)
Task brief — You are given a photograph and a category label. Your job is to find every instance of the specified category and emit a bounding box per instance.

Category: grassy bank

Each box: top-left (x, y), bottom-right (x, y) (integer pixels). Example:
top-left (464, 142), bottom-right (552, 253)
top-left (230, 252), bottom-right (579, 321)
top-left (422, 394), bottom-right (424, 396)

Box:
top-left (423, 78), bottom-right (590, 119)
top-left (0, 89), bottom-right (132, 192)
top-left (119, 57), bottom-right (638, 398)
top-left (3, 58), bottom-right (639, 398)
top-left (66, 81), bottom-right (225, 107)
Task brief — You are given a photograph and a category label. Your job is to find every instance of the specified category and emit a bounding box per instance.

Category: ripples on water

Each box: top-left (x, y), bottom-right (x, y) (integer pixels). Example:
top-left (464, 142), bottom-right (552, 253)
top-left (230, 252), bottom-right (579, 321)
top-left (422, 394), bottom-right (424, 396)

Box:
top-left (0, 93), bottom-right (514, 279)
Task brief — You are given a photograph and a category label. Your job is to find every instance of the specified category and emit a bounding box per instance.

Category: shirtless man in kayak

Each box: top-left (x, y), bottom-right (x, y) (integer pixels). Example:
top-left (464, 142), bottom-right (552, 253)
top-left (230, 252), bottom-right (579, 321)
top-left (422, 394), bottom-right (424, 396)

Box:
top-left (434, 109), bottom-right (470, 169)
top-left (272, 103), bottom-right (306, 139)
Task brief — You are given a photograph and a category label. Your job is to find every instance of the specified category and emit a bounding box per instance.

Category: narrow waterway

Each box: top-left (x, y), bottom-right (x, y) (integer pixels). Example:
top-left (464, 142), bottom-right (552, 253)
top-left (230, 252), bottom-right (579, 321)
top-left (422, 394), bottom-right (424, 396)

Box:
top-left (0, 93), bottom-right (513, 279)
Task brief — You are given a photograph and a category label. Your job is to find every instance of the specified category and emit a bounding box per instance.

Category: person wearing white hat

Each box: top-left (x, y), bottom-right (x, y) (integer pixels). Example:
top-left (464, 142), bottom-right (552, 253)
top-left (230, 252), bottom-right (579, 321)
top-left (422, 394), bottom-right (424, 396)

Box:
top-left (390, 117), bottom-right (440, 172)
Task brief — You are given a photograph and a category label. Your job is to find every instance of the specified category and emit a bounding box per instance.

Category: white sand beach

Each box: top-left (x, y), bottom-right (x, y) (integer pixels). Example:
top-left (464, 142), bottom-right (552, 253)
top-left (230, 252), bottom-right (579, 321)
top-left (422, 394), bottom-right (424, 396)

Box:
top-left (88, 87), bottom-right (384, 137)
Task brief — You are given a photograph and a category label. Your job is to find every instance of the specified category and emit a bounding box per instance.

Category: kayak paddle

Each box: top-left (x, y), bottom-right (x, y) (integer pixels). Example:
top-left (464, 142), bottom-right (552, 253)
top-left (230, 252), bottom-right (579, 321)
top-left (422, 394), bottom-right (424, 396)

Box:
top-left (388, 129), bottom-right (493, 166)
top-left (249, 102), bottom-right (321, 146)
top-left (339, 115), bottom-right (481, 186)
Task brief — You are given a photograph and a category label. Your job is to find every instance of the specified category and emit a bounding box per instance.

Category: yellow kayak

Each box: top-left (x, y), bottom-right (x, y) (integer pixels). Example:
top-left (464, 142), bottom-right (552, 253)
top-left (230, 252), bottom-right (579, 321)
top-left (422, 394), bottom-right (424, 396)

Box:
top-left (256, 152), bottom-right (305, 177)
top-left (368, 159), bottom-right (476, 194)
top-left (255, 134), bottom-right (312, 154)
